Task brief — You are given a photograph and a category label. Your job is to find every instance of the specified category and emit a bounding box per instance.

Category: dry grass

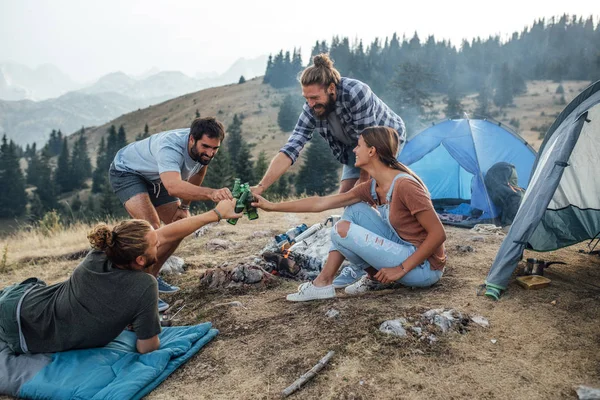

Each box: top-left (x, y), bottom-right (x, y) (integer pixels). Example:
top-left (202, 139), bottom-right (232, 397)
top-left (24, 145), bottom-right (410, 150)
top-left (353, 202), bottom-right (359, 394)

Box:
top-left (2, 209), bottom-right (600, 399)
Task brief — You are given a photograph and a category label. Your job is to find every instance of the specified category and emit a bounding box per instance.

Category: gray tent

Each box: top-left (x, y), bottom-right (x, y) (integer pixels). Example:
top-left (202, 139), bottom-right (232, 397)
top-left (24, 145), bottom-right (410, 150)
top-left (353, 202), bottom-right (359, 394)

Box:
top-left (485, 80), bottom-right (600, 297)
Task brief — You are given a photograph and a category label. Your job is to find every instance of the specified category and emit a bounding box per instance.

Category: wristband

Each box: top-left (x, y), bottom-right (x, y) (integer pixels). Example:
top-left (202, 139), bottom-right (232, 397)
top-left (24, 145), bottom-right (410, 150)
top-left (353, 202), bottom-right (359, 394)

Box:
top-left (212, 208), bottom-right (223, 222)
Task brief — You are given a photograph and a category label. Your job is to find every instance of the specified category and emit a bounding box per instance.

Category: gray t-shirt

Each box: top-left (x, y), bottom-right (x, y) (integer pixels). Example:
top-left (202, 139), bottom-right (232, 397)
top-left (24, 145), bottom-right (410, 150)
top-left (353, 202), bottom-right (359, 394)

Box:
top-left (327, 112), bottom-right (356, 146)
top-left (113, 128), bottom-right (203, 182)
top-left (20, 250), bottom-right (161, 353)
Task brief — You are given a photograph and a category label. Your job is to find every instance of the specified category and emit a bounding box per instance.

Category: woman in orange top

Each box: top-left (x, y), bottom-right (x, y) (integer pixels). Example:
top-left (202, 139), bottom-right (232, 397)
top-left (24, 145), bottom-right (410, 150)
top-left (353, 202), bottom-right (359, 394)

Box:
top-left (253, 126), bottom-right (446, 301)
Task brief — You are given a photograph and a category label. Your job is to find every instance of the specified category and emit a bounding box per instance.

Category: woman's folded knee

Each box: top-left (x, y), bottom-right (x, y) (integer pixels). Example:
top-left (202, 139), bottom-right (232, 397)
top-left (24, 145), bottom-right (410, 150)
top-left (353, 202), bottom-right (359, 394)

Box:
top-left (342, 202), bottom-right (372, 221)
top-left (331, 220), bottom-right (352, 245)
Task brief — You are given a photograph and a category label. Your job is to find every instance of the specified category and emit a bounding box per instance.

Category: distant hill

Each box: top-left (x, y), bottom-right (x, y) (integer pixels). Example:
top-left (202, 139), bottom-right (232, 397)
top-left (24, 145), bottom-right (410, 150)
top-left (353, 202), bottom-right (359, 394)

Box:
top-left (0, 91), bottom-right (146, 147)
top-left (0, 62), bottom-right (79, 101)
top-left (0, 57), bottom-right (269, 146)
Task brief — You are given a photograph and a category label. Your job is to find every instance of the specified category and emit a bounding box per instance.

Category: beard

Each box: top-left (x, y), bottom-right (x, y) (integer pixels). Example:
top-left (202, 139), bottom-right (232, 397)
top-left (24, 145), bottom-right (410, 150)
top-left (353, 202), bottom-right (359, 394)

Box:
top-left (142, 254), bottom-right (158, 270)
top-left (190, 142), bottom-right (214, 165)
top-left (312, 93), bottom-right (336, 120)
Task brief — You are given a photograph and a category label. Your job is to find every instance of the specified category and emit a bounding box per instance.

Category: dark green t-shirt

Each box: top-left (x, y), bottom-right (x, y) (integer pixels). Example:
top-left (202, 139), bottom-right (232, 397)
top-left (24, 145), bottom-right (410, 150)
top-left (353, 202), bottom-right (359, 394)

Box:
top-left (20, 250), bottom-right (161, 353)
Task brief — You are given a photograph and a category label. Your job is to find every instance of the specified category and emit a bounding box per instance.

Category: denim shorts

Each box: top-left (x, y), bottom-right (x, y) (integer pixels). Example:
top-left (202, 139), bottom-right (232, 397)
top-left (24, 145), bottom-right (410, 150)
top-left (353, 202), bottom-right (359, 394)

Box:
top-left (341, 151), bottom-right (361, 181)
top-left (108, 163), bottom-right (179, 207)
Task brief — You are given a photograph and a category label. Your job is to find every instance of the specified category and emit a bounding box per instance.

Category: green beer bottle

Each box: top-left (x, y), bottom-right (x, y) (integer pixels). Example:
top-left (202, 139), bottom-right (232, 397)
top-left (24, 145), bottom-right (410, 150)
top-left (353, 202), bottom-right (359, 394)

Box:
top-left (226, 179), bottom-right (244, 225)
top-left (245, 190), bottom-right (259, 221)
top-left (231, 178), bottom-right (241, 198)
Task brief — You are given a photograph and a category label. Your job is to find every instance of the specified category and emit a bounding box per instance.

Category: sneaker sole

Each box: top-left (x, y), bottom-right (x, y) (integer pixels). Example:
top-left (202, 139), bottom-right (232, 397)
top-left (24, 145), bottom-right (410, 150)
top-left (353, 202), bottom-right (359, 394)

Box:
top-left (158, 288), bottom-right (180, 294)
top-left (332, 282), bottom-right (353, 289)
top-left (286, 293), bottom-right (336, 302)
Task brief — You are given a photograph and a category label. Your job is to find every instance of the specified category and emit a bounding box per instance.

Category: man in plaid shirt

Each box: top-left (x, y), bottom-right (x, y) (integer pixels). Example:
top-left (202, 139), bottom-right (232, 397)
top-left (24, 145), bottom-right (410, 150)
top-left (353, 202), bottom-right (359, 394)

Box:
top-left (252, 53), bottom-right (405, 196)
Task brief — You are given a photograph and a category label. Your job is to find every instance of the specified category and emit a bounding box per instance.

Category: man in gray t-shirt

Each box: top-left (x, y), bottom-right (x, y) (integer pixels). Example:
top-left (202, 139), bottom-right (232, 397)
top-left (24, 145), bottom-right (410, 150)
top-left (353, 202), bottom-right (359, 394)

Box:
top-left (0, 199), bottom-right (241, 355)
top-left (109, 117), bottom-right (233, 307)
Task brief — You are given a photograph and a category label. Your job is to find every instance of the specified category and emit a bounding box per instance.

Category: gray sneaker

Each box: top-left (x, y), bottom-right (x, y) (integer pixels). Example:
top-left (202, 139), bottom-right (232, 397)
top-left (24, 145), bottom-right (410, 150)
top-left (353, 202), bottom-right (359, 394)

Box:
top-left (332, 265), bottom-right (367, 289)
top-left (344, 275), bottom-right (387, 295)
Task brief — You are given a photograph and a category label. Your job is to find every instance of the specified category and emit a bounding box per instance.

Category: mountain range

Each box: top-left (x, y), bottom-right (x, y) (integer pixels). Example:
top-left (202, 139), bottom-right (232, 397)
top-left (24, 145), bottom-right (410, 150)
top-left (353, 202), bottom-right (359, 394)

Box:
top-left (0, 55), bottom-right (268, 146)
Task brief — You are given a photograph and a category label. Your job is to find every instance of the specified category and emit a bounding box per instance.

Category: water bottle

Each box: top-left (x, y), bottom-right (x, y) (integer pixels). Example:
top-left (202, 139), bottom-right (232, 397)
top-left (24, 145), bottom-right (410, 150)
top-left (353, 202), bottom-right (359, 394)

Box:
top-left (275, 233), bottom-right (290, 244)
top-left (293, 222), bottom-right (324, 243)
top-left (285, 224), bottom-right (308, 243)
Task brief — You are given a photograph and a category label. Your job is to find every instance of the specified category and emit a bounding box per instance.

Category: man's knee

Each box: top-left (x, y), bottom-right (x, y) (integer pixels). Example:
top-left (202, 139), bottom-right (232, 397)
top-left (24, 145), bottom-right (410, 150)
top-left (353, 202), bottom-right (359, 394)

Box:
top-left (334, 220), bottom-right (351, 239)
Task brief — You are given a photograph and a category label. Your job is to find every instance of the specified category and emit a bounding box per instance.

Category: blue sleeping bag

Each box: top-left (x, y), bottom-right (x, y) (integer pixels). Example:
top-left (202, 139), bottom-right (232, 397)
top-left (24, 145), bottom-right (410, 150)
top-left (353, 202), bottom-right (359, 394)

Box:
top-left (0, 323), bottom-right (218, 400)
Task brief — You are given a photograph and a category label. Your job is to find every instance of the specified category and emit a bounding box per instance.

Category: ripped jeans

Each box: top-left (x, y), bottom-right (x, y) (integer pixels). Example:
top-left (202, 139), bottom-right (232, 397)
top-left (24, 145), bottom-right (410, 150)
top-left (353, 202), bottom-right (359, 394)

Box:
top-left (330, 202), bottom-right (442, 288)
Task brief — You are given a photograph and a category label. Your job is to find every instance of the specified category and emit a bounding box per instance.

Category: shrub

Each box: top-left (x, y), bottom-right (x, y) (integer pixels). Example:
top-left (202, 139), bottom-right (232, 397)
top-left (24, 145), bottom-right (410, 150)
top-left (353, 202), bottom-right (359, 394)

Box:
top-left (39, 210), bottom-right (63, 236)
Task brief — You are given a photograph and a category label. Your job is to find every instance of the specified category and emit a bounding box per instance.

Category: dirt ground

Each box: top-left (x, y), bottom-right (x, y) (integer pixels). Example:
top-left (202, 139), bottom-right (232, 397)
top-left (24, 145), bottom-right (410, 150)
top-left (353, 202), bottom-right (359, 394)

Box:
top-left (2, 209), bottom-right (600, 400)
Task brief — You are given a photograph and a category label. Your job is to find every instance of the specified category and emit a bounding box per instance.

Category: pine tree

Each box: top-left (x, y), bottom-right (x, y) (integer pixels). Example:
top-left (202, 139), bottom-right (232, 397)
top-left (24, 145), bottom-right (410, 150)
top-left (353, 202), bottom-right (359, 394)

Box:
top-left (238, 75), bottom-right (246, 84)
top-left (26, 143), bottom-right (41, 187)
top-left (70, 134), bottom-right (92, 189)
top-left (226, 114), bottom-right (243, 162)
top-left (475, 83), bottom-right (492, 117)
top-left (493, 63), bottom-right (514, 108)
top-left (55, 138), bottom-right (71, 193)
top-left (444, 84), bottom-right (465, 118)
top-left (92, 137), bottom-right (108, 193)
top-left (195, 109), bottom-right (200, 119)
top-left (203, 148), bottom-right (233, 190)
top-left (390, 62), bottom-right (436, 134)
top-left (254, 150), bottom-right (268, 182)
top-left (278, 95), bottom-right (300, 132)
top-left (235, 142), bottom-right (255, 184)
top-left (295, 135), bottom-right (341, 196)
top-left (100, 183), bottom-right (121, 217)
top-left (33, 147), bottom-right (59, 215)
top-left (0, 135), bottom-right (27, 217)
top-left (117, 125), bottom-right (128, 151)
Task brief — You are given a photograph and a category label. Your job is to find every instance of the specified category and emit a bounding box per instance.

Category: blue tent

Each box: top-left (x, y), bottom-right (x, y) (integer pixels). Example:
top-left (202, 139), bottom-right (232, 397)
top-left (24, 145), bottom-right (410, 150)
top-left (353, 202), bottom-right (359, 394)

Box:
top-left (398, 118), bottom-right (537, 225)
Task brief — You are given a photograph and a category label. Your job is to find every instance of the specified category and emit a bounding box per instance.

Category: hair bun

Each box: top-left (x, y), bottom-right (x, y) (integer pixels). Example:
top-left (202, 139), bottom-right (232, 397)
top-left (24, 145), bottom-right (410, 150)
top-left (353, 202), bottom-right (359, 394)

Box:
top-left (313, 53), bottom-right (333, 69)
top-left (87, 224), bottom-right (114, 250)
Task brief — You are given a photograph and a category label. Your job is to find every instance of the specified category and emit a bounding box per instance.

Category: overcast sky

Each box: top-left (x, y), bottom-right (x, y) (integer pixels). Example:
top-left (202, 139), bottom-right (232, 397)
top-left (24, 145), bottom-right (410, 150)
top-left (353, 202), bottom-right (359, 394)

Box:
top-left (1, 0), bottom-right (597, 82)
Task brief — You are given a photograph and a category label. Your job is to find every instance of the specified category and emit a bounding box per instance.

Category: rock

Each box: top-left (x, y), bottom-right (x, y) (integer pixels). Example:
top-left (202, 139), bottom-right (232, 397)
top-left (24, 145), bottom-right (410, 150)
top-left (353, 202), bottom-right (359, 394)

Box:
top-left (428, 334), bottom-right (437, 344)
top-left (422, 309), bottom-right (463, 333)
top-left (433, 314), bottom-right (453, 333)
top-left (379, 319), bottom-right (408, 337)
top-left (252, 230), bottom-right (271, 238)
top-left (194, 223), bottom-right (216, 237)
top-left (491, 339), bottom-right (497, 344)
top-left (551, 300), bottom-right (557, 306)
top-left (214, 301), bottom-right (245, 308)
top-left (455, 245), bottom-right (474, 253)
top-left (231, 264), bottom-right (264, 284)
top-left (206, 239), bottom-right (231, 251)
top-left (210, 269), bottom-right (228, 288)
top-left (576, 385), bottom-right (600, 399)
top-left (470, 224), bottom-right (505, 235)
top-left (470, 235), bottom-right (485, 242)
top-left (411, 327), bottom-right (423, 335)
top-left (326, 308), bottom-right (340, 318)
top-left (470, 315), bottom-right (490, 328)
top-left (159, 256), bottom-right (185, 274)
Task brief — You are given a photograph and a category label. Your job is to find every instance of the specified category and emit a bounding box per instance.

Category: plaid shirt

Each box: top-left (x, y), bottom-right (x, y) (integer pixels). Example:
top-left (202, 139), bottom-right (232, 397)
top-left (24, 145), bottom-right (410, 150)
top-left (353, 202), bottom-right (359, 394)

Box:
top-left (280, 77), bottom-right (406, 165)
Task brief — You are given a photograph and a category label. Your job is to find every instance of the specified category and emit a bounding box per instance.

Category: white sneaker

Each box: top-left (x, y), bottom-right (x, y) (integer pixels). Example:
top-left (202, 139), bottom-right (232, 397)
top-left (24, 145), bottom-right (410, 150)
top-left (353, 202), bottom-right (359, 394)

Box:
top-left (286, 282), bottom-right (336, 302)
top-left (344, 275), bottom-right (385, 295)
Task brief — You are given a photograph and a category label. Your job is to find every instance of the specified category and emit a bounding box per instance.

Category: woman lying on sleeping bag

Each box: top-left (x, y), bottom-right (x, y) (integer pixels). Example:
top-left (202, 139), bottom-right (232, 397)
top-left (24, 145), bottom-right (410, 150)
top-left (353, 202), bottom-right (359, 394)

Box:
top-left (252, 126), bottom-right (447, 302)
top-left (0, 199), bottom-right (240, 354)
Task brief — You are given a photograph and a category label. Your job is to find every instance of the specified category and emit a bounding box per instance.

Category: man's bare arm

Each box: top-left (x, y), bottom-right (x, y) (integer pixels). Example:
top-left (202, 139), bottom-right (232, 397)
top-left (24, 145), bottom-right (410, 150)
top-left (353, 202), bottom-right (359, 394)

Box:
top-left (160, 171), bottom-right (231, 202)
top-left (251, 152), bottom-right (292, 195)
top-left (181, 167), bottom-right (208, 207)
